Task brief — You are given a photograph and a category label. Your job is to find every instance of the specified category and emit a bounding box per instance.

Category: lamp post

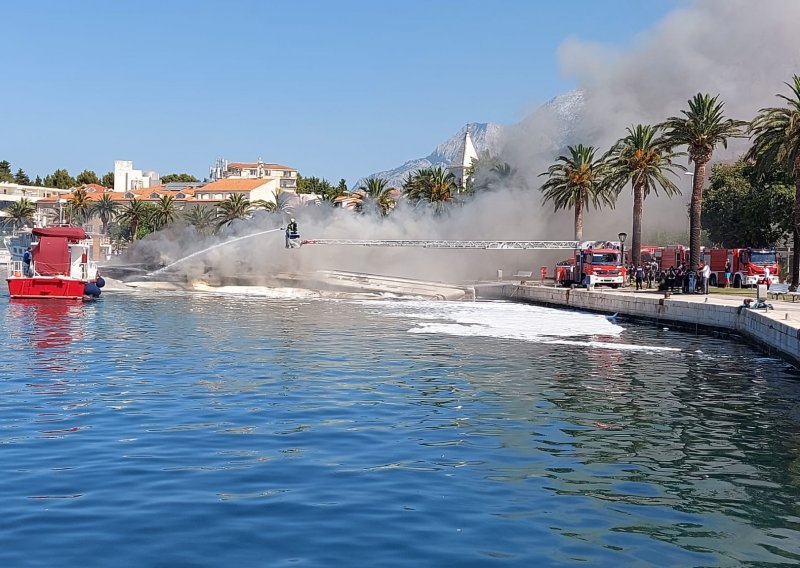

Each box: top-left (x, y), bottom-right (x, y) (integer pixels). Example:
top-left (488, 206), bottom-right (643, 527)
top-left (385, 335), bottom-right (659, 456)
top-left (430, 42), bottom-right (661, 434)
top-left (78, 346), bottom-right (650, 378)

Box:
top-left (618, 232), bottom-right (628, 286)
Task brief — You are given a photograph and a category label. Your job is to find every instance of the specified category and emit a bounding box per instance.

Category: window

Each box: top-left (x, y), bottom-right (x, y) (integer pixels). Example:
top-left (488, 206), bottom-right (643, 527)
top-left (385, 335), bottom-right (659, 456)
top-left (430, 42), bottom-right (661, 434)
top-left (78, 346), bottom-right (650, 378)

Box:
top-left (283, 171), bottom-right (292, 177)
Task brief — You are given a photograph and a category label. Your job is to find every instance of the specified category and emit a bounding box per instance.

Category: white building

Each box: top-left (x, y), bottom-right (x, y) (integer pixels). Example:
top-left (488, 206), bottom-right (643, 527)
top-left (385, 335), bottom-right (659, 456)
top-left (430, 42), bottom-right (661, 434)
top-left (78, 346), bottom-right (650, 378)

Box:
top-left (209, 158), bottom-right (297, 190)
top-left (0, 182), bottom-right (70, 227)
top-left (114, 160), bottom-right (159, 192)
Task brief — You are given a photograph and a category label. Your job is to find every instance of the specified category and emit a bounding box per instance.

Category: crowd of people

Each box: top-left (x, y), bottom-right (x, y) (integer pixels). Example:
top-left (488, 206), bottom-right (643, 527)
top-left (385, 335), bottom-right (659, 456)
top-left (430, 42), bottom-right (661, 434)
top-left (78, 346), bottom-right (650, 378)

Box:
top-left (626, 259), bottom-right (727, 294)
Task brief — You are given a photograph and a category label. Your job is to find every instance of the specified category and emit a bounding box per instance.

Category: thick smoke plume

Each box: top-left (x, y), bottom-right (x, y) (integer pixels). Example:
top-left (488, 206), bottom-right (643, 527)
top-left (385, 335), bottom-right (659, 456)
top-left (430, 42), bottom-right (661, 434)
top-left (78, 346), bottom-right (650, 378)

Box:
top-left (116, 0), bottom-right (799, 286)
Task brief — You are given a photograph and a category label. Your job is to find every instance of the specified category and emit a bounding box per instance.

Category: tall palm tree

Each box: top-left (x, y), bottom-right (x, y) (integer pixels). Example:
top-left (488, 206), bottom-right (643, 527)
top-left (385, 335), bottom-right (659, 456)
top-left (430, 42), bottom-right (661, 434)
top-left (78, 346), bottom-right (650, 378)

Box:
top-left (746, 75), bottom-right (800, 290)
top-left (184, 205), bottom-right (217, 236)
top-left (403, 166), bottom-right (458, 215)
top-left (2, 198), bottom-right (36, 229)
top-left (603, 124), bottom-right (685, 267)
top-left (117, 198), bottom-right (149, 241)
top-left (150, 194), bottom-right (178, 230)
top-left (91, 193), bottom-right (120, 234)
top-left (216, 193), bottom-right (254, 228)
top-left (359, 177), bottom-right (395, 216)
top-left (67, 187), bottom-right (92, 224)
top-left (660, 93), bottom-right (747, 270)
top-left (540, 144), bottom-right (614, 240)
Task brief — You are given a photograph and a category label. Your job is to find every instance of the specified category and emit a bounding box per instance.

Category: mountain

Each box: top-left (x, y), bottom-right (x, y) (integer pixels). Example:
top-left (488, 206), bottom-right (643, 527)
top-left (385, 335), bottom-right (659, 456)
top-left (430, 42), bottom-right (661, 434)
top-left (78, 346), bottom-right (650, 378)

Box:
top-left (356, 90), bottom-right (584, 190)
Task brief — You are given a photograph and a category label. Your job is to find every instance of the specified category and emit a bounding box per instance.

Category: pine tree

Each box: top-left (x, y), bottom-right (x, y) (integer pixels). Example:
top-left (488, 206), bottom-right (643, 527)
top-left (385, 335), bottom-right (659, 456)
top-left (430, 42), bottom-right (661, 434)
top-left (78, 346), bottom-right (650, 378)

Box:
top-left (14, 168), bottom-right (31, 185)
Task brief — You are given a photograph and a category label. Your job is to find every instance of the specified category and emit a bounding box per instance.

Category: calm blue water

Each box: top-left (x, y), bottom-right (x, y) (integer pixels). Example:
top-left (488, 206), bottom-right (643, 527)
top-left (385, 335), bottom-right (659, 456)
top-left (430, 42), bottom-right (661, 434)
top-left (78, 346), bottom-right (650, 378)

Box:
top-left (2, 292), bottom-right (800, 567)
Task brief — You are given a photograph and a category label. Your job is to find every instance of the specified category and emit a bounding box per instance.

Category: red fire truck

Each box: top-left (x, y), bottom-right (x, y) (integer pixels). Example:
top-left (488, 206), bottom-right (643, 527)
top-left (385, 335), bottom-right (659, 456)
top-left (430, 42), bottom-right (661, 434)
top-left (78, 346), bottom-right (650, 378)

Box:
top-left (555, 241), bottom-right (625, 288)
top-left (702, 247), bottom-right (779, 288)
top-left (638, 245), bottom-right (689, 271)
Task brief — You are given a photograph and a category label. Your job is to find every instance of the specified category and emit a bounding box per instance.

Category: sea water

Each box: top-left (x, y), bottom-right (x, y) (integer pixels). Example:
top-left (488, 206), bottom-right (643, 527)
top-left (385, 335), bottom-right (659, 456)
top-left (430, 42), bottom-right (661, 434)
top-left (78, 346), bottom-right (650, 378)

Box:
top-left (1, 292), bottom-right (799, 567)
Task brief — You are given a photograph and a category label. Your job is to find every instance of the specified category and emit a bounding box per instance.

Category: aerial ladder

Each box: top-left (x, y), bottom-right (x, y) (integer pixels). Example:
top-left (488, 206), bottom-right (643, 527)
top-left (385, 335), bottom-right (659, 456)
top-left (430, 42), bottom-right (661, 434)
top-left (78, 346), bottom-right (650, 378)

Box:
top-left (299, 239), bottom-right (580, 250)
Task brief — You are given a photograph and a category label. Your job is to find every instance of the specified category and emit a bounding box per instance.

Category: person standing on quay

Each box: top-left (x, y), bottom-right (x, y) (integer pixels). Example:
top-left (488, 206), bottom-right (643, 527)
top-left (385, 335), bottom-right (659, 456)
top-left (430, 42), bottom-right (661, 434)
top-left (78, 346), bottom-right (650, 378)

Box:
top-left (724, 259), bottom-right (731, 288)
top-left (701, 261), bottom-right (711, 294)
top-left (635, 264), bottom-right (644, 290)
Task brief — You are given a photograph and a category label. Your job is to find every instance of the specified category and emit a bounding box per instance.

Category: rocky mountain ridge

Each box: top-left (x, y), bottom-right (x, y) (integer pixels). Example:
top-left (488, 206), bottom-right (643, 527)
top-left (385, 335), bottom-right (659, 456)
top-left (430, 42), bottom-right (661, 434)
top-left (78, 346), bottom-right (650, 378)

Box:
top-left (357, 90), bottom-right (584, 189)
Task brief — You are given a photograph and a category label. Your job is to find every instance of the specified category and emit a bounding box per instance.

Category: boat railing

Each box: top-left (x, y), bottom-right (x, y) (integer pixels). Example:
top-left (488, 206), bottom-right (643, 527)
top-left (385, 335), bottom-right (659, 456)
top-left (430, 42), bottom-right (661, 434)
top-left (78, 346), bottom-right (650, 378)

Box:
top-left (8, 260), bottom-right (25, 277)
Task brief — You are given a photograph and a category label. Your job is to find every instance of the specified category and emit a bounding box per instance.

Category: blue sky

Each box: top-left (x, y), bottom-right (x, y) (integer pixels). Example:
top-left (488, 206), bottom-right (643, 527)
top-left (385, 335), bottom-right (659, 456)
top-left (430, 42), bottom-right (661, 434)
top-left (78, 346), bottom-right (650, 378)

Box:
top-left (2, 0), bottom-right (679, 185)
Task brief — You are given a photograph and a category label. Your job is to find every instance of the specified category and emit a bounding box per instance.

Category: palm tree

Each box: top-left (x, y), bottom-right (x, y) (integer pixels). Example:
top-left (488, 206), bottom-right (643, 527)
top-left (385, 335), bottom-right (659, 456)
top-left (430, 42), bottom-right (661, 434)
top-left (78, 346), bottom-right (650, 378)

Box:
top-left (216, 193), bottom-right (254, 228)
top-left (746, 75), bottom-right (800, 290)
top-left (660, 93), bottom-right (747, 270)
top-left (67, 187), bottom-right (92, 224)
top-left (403, 166), bottom-right (458, 215)
top-left (150, 194), bottom-right (178, 230)
top-left (184, 205), bottom-right (217, 236)
top-left (254, 191), bottom-right (294, 214)
top-left (91, 193), bottom-right (120, 234)
top-left (3, 198), bottom-right (36, 229)
top-left (117, 198), bottom-right (149, 241)
top-left (603, 125), bottom-right (685, 267)
top-left (540, 144), bottom-right (614, 240)
top-left (359, 177), bottom-right (395, 216)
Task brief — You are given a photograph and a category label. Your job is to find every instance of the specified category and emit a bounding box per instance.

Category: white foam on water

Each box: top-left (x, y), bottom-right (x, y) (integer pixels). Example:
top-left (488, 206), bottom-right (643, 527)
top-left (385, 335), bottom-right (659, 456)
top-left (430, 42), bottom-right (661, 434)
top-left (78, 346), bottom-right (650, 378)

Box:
top-left (364, 300), bottom-right (679, 353)
top-left (191, 284), bottom-right (322, 299)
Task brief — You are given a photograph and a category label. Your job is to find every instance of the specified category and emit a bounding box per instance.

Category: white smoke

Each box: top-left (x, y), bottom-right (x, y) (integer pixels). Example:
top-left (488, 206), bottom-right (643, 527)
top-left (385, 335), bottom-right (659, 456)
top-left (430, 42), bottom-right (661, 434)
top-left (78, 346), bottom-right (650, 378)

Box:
top-left (114, 0), bottom-right (799, 286)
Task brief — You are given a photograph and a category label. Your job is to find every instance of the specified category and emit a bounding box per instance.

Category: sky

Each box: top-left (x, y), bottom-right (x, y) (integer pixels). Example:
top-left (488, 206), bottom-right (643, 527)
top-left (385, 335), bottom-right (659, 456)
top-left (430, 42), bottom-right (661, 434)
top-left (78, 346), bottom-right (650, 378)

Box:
top-left (1, 0), bottom-right (680, 186)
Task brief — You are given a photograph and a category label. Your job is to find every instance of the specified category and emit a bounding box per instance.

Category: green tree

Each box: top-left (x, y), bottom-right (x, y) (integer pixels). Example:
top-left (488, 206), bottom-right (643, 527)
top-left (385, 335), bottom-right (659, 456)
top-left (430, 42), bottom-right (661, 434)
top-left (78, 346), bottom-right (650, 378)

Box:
top-left (745, 75), bottom-right (800, 289)
top-left (254, 191), bottom-right (294, 214)
top-left (33, 175), bottom-right (43, 187)
top-left (0, 160), bottom-right (13, 183)
top-left (44, 169), bottom-right (77, 189)
top-left (297, 174), bottom-right (337, 200)
top-left (161, 173), bottom-right (199, 183)
top-left (101, 172), bottom-right (114, 188)
top-left (184, 205), bottom-right (217, 236)
top-left (150, 194), bottom-right (179, 230)
top-left (216, 193), bottom-right (254, 228)
top-left (91, 193), bottom-right (121, 234)
top-left (2, 198), bottom-right (36, 229)
top-left (703, 160), bottom-right (794, 248)
top-left (358, 177), bottom-right (395, 216)
top-left (117, 198), bottom-right (149, 241)
top-left (67, 187), bottom-right (92, 223)
top-left (14, 168), bottom-right (31, 185)
top-left (336, 178), bottom-right (348, 195)
top-left (540, 144), bottom-right (614, 241)
top-left (660, 93), bottom-right (747, 270)
top-left (403, 166), bottom-right (458, 215)
top-left (602, 124), bottom-right (684, 267)
top-left (76, 170), bottom-right (100, 185)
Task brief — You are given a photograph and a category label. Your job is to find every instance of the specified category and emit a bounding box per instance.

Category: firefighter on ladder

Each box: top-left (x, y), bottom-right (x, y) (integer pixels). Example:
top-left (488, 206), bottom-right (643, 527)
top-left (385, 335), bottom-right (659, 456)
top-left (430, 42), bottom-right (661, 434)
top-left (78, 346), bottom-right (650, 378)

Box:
top-left (285, 218), bottom-right (299, 248)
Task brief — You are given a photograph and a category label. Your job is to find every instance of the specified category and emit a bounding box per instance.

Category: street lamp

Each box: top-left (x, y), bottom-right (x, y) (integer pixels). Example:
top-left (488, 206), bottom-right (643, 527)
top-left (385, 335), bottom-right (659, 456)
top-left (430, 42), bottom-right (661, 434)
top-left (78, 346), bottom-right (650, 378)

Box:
top-left (618, 232), bottom-right (628, 286)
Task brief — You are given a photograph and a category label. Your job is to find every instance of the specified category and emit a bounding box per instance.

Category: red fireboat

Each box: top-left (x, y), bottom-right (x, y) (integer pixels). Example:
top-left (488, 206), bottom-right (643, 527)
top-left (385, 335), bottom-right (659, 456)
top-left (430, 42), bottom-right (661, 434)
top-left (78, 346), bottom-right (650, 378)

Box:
top-left (6, 226), bottom-right (103, 300)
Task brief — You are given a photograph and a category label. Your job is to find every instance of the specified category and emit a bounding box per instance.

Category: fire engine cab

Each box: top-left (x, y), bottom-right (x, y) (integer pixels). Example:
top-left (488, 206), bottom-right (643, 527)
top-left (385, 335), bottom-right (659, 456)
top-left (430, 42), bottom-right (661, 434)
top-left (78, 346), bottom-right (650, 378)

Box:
top-left (555, 241), bottom-right (625, 288)
top-left (702, 247), bottom-right (779, 288)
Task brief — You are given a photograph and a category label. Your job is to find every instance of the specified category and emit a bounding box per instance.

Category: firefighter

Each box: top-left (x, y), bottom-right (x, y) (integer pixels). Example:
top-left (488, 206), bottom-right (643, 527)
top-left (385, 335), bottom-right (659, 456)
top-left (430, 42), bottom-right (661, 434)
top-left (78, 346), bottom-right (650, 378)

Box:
top-left (285, 218), bottom-right (299, 248)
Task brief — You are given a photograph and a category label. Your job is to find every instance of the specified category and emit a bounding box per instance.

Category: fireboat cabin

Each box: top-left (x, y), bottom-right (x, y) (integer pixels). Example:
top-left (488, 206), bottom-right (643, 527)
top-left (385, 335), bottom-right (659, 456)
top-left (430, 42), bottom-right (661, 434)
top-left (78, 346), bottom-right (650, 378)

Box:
top-left (7, 226), bottom-right (104, 300)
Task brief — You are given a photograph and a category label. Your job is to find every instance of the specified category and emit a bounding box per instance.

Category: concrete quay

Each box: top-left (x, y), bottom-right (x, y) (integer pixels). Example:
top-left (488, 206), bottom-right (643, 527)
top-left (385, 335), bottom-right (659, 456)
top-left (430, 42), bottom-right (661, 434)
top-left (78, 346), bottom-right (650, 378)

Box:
top-left (478, 283), bottom-right (800, 366)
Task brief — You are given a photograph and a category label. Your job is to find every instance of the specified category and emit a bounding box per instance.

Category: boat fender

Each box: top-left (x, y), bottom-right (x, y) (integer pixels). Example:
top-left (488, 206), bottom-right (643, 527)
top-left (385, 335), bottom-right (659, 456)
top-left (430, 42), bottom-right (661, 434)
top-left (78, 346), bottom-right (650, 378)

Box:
top-left (96, 276), bottom-right (106, 288)
top-left (84, 282), bottom-right (102, 298)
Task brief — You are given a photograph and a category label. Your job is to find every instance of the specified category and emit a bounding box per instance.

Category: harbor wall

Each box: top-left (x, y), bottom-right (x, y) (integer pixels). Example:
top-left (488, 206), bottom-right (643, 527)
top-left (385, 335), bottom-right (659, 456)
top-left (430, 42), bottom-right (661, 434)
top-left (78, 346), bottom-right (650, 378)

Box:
top-left (481, 284), bottom-right (800, 366)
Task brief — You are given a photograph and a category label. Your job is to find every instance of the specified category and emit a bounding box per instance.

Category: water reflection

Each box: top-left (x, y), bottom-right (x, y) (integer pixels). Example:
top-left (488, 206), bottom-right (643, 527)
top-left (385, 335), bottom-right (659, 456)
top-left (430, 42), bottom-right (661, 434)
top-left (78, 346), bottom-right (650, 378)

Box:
top-left (5, 299), bottom-right (86, 372)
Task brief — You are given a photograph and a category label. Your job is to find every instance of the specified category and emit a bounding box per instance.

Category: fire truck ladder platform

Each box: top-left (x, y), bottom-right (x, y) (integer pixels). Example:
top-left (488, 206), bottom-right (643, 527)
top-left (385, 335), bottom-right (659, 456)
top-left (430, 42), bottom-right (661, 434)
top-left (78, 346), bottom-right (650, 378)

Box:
top-left (300, 239), bottom-right (580, 250)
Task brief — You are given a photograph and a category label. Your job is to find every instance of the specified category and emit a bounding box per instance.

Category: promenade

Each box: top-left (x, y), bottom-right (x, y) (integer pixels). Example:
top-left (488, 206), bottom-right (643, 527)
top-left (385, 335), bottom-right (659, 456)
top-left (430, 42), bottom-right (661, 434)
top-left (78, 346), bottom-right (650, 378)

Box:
top-left (478, 282), bottom-right (800, 366)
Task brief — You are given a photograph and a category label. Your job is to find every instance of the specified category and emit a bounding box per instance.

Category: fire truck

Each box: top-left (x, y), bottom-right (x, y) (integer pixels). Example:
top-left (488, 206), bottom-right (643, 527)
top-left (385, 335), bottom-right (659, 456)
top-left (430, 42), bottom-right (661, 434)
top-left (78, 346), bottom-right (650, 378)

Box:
top-left (634, 245), bottom-right (689, 271)
top-left (702, 247), bottom-right (780, 288)
top-left (555, 241), bottom-right (625, 288)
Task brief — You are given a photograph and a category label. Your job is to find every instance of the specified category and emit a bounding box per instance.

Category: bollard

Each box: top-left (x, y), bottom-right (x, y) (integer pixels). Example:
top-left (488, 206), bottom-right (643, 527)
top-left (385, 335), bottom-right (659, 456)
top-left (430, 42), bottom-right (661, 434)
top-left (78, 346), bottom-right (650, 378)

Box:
top-left (497, 269), bottom-right (503, 281)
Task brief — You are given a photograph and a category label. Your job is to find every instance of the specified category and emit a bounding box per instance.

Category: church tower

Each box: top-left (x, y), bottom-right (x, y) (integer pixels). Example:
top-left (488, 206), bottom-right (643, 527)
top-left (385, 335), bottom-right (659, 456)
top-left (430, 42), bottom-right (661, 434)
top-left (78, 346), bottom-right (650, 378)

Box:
top-left (449, 125), bottom-right (478, 193)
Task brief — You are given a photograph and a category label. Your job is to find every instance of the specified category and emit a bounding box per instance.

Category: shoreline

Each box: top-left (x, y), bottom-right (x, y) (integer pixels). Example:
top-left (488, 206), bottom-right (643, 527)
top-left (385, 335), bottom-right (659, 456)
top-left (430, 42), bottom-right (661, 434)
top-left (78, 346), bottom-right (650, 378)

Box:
top-left (478, 282), bottom-right (800, 367)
